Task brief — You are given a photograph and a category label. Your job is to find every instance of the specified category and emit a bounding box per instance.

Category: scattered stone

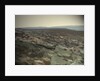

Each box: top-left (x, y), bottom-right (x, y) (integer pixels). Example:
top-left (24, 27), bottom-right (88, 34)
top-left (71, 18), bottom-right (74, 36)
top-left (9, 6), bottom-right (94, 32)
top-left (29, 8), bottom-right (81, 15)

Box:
top-left (60, 36), bottom-right (63, 39)
top-left (34, 60), bottom-right (44, 65)
top-left (15, 28), bottom-right (84, 65)
top-left (42, 57), bottom-right (51, 64)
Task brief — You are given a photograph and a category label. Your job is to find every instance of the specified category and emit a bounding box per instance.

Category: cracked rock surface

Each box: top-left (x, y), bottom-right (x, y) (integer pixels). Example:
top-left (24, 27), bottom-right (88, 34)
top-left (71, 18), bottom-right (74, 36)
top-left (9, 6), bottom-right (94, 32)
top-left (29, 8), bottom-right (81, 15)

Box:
top-left (15, 28), bottom-right (84, 65)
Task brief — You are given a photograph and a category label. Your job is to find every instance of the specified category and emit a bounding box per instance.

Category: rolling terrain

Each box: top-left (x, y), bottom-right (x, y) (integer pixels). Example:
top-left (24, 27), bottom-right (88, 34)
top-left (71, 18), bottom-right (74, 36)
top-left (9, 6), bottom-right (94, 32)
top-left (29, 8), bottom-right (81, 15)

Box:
top-left (15, 27), bottom-right (84, 65)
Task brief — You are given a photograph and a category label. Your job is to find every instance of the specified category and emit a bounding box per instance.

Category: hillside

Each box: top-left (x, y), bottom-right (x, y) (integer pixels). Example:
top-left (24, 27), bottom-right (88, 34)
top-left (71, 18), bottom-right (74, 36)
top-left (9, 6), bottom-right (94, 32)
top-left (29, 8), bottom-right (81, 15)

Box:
top-left (15, 28), bottom-right (84, 65)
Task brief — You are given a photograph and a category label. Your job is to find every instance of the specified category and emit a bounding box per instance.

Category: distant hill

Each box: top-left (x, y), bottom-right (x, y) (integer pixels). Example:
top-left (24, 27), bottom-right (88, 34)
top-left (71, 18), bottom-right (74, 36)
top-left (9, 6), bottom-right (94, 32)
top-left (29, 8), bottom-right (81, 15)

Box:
top-left (16, 25), bottom-right (84, 31)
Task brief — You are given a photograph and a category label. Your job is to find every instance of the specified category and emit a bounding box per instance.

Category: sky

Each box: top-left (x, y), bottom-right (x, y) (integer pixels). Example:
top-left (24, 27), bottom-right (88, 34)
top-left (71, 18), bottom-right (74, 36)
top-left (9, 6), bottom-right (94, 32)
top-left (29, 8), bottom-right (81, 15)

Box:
top-left (15, 15), bottom-right (84, 28)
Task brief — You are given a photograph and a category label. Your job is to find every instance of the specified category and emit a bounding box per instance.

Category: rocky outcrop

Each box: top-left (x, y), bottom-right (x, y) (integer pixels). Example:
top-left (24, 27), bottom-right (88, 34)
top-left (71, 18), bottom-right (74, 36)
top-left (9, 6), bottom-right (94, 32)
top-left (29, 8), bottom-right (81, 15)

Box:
top-left (15, 28), bottom-right (84, 65)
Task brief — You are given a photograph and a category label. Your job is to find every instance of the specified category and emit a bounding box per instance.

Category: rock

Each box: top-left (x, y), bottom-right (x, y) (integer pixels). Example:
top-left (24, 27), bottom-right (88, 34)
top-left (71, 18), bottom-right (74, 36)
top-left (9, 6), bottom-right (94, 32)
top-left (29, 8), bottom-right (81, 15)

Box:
top-left (34, 60), bottom-right (44, 65)
top-left (57, 52), bottom-right (71, 57)
top-left (28, 52), bottom-right (32, 55)
top-left (68, 59), bottom-right (73, 62)
top-left (71, 54), bottom-right (83, 65)
top-left (33, 37), bottom-right (44, 44)
top-left (51, 54), bottom-right (67, 65)
top-left (55, 45), bottom-right (67, 50)
top-left (80, 49), bottom-right (84, 54)
top-left (15, 28), bottom-right (84, 65)
top-left (26, 56), bottom-right (30, 60)
top-left (42, 57), bottom-right (51, 64)
top-left (62, 53), bottom-right (71, 57)
top-left (57, 53), bottom-right (62, 57)
top-left (47, 53), bottom-right (53, 58)
top-left (60, 36), bottom-right (63, 39)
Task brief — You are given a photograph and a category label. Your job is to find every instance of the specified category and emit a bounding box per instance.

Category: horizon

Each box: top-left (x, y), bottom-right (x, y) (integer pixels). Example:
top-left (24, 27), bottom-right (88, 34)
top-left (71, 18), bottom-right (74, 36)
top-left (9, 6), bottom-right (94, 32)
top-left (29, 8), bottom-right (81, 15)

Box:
top-left (15, 25), bottom-right (84, 31)
top-left (15, 25), bottom-right (84, 28)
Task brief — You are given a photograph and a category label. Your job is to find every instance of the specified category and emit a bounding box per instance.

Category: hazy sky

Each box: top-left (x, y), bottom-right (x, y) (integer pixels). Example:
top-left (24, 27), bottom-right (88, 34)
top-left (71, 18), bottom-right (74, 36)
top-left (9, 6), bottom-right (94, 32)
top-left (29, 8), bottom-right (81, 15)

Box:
top-left (15, 15), bottom-right (84, 28)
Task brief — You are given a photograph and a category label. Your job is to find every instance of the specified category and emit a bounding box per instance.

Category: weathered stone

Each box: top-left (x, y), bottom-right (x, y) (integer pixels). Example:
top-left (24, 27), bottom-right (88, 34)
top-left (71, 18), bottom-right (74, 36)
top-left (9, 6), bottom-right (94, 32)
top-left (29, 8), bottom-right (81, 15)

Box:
top-left (34, 60), bottom-right (44, 65)
top-left (42, 57), bottom-right (51, 64)
top-left (15, 28), bottom-right (84, 65)
top-left (60, 36), bottom-right (63, 39)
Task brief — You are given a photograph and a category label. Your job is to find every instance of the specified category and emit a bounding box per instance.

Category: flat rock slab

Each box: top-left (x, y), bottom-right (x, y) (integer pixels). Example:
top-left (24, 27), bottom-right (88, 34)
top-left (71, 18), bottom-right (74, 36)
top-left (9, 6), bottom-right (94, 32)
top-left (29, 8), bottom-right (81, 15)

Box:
top-left (51, 54), bottom-right (67, 65)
